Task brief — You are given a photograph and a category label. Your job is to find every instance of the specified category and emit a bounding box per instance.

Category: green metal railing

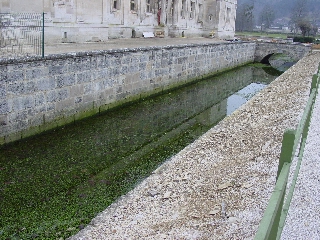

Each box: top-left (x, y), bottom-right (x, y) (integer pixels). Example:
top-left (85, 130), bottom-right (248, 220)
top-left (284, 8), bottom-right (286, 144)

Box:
top-left (0, 12), bottom-right (44, 58)
top-left (254, 63), bottom-right (320, 240)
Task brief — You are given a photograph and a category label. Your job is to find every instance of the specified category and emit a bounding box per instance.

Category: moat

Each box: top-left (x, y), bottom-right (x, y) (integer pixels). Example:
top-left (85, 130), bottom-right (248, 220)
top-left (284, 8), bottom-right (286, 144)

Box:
top-left (0, 64), bottom-right (279, 239)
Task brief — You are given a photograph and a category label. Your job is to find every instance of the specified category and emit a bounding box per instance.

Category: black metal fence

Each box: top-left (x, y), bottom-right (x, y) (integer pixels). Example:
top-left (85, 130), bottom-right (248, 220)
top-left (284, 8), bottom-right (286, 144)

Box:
top-left (0, 13), bottom-right (43, 58)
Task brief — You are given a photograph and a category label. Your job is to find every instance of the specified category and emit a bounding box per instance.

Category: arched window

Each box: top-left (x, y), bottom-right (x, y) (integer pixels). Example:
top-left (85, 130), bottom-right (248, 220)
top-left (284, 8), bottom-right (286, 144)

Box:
top-left (130, 0), bottom-right (138, 11)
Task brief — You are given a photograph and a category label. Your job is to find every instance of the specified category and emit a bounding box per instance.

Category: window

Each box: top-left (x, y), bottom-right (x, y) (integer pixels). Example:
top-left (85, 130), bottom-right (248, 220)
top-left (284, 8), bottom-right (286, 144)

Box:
top-left (226, 7), bottom-right (231, 23)
top-left (113, 0), bottom-right (120, 10)
top-left (146, 0), bottom-right (151, 12)
top-left (181, 0), bottom-right (186, 18)
top-left (198, 3), bottom-right (203, 22)
top-left (130, 0), bottom-right (136, 11)
top-left (190, 1), bottom-right (195, 19)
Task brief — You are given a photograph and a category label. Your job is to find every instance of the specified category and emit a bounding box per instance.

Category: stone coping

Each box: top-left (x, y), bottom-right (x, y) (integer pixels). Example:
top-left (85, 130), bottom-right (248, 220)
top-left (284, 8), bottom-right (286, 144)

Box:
top-left (0, 41), bottom-right (237, 64)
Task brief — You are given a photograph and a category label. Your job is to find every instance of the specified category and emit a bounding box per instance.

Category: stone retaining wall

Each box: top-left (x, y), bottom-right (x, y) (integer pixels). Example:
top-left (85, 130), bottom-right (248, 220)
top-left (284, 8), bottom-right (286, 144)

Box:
top-left (0, 42), bottom-right (255, 145)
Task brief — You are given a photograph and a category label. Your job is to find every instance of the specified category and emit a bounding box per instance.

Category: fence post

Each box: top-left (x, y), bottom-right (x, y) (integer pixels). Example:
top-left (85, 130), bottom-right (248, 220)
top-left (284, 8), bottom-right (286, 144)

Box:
top-left (254, 163), bottom-right (291, 240)
top-left (276, 129), bottom-right (295, 180)
top-left (311, 74), bottom-right (318, 93)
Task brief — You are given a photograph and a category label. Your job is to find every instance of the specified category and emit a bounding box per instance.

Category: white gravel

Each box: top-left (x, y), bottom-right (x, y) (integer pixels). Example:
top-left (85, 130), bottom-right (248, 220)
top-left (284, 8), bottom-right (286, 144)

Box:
top-left (69, 52), bottom-right (320, 240)
top-left (280, 67), bottom-right (320, 239)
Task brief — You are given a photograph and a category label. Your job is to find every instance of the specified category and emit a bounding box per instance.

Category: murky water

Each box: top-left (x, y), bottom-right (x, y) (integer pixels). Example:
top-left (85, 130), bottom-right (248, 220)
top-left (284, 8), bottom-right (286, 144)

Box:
top-left (0, 64), bottom-right (279, 239)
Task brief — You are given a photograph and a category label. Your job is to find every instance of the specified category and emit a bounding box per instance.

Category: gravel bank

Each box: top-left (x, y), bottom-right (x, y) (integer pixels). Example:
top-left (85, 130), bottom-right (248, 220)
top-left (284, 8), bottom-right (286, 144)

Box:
top-left (70, 52), bottom-right (320, 239)
top-left (281, 61), bottom-right (320, 239)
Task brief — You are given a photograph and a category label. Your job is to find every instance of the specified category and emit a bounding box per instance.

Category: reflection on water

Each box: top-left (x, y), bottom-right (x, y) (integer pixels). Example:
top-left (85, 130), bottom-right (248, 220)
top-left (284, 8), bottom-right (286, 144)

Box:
top-left (277, 62), bottom-right (296, 72)
top-left (0, 64), bottom-right (280, 239)
top-left (227, 82), bottom-right (266, 115)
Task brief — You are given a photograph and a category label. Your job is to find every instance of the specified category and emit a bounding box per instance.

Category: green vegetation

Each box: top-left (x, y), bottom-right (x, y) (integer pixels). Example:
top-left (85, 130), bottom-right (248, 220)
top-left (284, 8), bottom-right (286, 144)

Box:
top-left (235, 31), bottom-right (289, 39)
top-left (0, 105), bottom-right (212, 239)
top-left (293, 36), bottom-right (315, 43)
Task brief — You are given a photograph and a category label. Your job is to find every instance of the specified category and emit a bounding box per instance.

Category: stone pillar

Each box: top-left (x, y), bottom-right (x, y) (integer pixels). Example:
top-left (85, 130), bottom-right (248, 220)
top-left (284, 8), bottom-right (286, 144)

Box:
top-left (102, 0), bottom-right (109, 24)
top-left (160, 0), bottom-right (166, 25)
top-left (172, 0), bottom-right (178, 25)
top-left (166, 0), bottom-right (172, 25)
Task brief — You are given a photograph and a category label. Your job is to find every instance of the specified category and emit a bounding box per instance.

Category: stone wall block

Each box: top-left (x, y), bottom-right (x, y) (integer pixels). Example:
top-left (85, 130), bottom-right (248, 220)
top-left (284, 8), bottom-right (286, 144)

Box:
top-left (82, 94), bottom-right (95, 104)
top-left (80, 57), bottom-right (94, 71)
top-left (0, 83), bottom-right (6, 99)
top-left (0, 66), bottom-right (8, 82)
top-left (34, 93), bottom-right (46, 107)
top-left (7, 81), bottom-right (24, 95)
top-left (70, 85), bottom-right (84, 98)
top-left (68, 58), bottom-right (83, 72)
top-left (25, 68), bottom-right (49, 80)
top-left (55, 73), bottom-right (76, 88)
top-left (46, 90), bottom-right (57, 103)
top-left (46, 103), bottom-right (55, 111)
top-left (47, 88), bottom-right (69, 103)
top-left (0, 115), bottom-right (8, 127)
top-left (8, 110), bottom-right (28, 127)
top-left (7, 64), bottom-right (23, 71)
top-left (6, 70), bottom-right (24, 83)
top-left (48, 61), bottom-right (68, 75)
top-left (56, 98), bottom-right (75, 112)
top-left (139, 54), bottom-right (149, 63)
top-left (96, 55), bottom-right (108, 68)
top-left (128, 65), bottom-right (137, 74)
top-left (25, 81), bottom-right (37, 94)
top-left (83, 82), bottom-right (94, 95)
top-left (37, 77), bottom-right (55, 91)
top-left (77, 71), bottom-right (92, 84)
top-left (139, 62), bottom-right (147, 71)
top-left (12, 96), bottom-right (35, 112)
top-left (0, 100), bottom-right (8, 114)
top-left (93, 69), bottom-right (109, 80)
top-left (29, 113), bottom-right (44, 127)
top-left (119, 66), bottom-right (129, 75)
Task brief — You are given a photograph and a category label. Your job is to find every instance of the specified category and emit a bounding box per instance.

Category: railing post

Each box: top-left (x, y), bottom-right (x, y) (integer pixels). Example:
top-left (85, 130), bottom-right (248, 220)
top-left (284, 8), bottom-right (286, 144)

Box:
top-left (254, 163), bottom-right (291, 240)
top-left (311, 74), bottom-right (318, 94)
top-left (276, 129), bottom-right (296, 180)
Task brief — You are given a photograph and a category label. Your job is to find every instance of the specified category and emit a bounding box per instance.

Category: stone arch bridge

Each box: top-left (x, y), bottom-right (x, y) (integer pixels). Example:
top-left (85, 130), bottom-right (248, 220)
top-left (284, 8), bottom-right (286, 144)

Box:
top-left (254, 42), bottom-right (311, 64)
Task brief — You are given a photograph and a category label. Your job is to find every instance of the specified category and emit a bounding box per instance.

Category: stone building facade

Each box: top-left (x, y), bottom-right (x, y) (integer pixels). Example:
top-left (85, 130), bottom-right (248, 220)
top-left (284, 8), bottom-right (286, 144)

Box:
top-left (0, 0), bottom-right (237, 43)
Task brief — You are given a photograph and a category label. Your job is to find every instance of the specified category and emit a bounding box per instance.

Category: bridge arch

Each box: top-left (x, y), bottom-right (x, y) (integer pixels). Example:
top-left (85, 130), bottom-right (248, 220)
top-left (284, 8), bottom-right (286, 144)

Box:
top-left (260, 53), bottom-right (274, 65)
top-left (254, 42), bottom-right (311, 63)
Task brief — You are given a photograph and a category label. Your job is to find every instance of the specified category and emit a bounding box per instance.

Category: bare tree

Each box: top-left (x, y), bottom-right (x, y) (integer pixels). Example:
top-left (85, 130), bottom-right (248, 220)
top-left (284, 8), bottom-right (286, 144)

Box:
top-left (297, 19), bottom-right (312, 36)
top-left (259, 4), bottom-right (275, 31)
top-left (236, 0), bottom-right (255, 31)
top-left (290, 0), bottom-right (308, 34)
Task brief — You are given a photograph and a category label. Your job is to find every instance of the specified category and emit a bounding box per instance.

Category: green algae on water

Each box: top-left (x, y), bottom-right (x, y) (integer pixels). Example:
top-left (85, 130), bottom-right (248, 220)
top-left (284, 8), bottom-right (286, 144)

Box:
top-left (0, 64), bottom-right (280, 239)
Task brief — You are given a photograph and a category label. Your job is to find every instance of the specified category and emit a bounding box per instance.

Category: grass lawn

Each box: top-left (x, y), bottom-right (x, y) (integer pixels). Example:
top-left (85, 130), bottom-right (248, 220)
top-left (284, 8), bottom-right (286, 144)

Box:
top-left (235, 31), bottom-right (290, 39)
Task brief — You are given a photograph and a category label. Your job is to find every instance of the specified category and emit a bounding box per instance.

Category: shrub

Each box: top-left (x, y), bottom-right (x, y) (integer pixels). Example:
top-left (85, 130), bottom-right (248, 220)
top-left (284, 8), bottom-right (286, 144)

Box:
top-left (293, 36), bottom-right (315, 43)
